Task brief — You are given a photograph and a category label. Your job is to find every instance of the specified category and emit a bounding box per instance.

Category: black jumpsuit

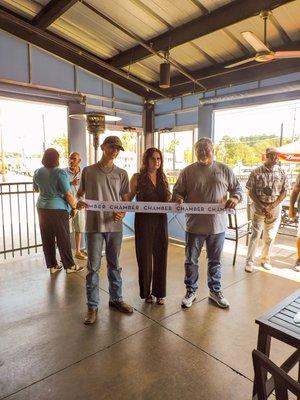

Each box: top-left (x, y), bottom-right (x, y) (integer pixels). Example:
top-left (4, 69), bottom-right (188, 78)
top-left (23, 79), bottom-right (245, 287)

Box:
top-left (135, 175), bottom-right (168, 299)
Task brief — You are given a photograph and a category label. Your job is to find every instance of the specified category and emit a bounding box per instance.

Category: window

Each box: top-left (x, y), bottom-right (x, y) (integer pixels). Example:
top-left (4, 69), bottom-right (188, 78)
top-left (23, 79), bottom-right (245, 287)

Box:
top-left (158, 129), bottom-right (196, 189)
top-left (87, 129), bottom-right (142, 179)
top-left (0, 98), bottom-right (68, 183)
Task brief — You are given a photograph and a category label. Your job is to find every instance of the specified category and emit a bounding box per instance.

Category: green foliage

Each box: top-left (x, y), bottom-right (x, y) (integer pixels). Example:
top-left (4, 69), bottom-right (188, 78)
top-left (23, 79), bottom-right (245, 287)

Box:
top-left (215, 134), bottom-right (292, 166)
top-left (120, 131), bottom-right (136, 152)
top-left (51, 136), bottom-right (68, 158)
top-left (183, 149), bottom-right (193, 164)
top-left (164, 138), bottom-right (179, 154)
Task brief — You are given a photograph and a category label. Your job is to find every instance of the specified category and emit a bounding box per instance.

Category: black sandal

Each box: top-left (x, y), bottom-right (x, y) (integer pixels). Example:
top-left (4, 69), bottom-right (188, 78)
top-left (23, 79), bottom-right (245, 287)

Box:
top-left (145, 295), bottom-right (153, 303)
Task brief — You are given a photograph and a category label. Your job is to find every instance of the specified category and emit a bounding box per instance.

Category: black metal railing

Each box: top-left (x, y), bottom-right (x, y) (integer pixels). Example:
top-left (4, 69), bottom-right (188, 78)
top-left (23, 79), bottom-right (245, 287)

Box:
top-left (0, 182), bottom-right (42, 259)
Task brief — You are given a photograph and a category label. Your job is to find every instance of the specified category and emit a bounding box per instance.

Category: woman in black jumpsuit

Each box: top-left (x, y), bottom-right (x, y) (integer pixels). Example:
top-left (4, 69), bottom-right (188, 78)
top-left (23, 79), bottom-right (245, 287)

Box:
top-left (130, 148), bottom-right (170, 305)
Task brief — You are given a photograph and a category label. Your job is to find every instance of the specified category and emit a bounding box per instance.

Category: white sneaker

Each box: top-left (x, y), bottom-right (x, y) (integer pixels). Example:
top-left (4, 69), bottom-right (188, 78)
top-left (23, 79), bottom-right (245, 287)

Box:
top-left (181, 291), bottom-right (197, 308)
top-left (66, 264), bottom-right (84, 274)
top-left (261, 262), bottom-right (272, 271)
top-left (245, 262), bottom-right (254, 273)
top-left (49, 264), bottom-right (63, 274)
top-left (209, 291), bottom-right (230, 308)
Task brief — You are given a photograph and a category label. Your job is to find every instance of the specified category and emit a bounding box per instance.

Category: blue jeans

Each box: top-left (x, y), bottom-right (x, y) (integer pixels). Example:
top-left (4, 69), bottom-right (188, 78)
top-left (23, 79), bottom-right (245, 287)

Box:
top-left (184, 231), bottom-right (225, 293)
top-left (86, 232), bottom-right (123, 309)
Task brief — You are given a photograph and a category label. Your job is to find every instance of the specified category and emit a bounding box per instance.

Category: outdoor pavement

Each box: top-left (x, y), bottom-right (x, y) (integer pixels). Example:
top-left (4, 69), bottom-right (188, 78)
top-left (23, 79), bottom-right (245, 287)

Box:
top-left (0, 235), bottom-right (299, 400)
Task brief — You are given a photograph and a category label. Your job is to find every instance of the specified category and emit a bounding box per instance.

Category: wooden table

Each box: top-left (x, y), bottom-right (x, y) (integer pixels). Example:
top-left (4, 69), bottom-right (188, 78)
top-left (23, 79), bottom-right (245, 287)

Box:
top-left (253, 289), bottom-right (300, 399)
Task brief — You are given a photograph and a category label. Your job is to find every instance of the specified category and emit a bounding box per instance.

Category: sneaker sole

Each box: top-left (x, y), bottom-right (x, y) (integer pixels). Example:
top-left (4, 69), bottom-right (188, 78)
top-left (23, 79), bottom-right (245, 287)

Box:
top-left (50, 267), bottom-right (63, 274)
top-left (208, 295), bottom-right (229, 309)
top-left (66, 267), bottom-right (84, 274)
top-left (181, 297), bottom-right (196, 308)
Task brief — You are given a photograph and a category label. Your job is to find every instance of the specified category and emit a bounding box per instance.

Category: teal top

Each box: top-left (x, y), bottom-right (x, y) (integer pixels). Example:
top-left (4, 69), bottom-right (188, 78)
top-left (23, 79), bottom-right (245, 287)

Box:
top-left (33, 167), bottom-right (71, 212)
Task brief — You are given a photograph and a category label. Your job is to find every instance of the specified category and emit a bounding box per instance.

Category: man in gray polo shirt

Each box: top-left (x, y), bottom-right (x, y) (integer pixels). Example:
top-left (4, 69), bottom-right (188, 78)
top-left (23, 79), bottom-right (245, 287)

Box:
top-left (173, 137), bottom-right (242, 309)
top-left (78, 136), bottom-right (133, 325)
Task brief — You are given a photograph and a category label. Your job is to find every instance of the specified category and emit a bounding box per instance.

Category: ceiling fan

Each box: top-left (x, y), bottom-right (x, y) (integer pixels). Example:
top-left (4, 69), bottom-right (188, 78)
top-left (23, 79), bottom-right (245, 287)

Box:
top-left (225, 11), bottom-right (300, 69)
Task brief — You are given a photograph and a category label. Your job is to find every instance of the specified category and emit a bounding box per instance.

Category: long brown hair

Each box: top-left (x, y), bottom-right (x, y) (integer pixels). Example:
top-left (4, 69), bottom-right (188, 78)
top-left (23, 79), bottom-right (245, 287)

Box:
top-left (138, 147), bottom-right (170, 201)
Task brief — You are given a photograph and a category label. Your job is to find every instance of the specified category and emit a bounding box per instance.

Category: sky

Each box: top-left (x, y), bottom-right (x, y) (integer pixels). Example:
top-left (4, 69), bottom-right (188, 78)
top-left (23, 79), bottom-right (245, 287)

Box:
top-left (0, 98), bottom-right (68, 155)
top-left (214, 99), bottom-right (300, 143)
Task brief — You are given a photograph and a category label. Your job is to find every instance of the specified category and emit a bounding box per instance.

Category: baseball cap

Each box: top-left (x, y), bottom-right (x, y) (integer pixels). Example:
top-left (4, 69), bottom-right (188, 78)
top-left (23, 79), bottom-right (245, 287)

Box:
top-left (102, 136), bottom-right (124, 151)
top-left (266, 147), bottom-right (279, 155)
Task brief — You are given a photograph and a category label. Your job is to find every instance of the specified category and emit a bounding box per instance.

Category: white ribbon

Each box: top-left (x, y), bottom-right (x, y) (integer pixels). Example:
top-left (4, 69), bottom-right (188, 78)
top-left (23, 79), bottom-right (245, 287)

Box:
top-left (85, 200), bottom-right (234, 215)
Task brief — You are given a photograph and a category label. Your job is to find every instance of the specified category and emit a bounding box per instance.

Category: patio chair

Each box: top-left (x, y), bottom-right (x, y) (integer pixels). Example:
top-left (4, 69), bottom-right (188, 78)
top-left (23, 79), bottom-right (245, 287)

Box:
top-left (252, 349), bottom-right (300, 400)
top-left (225, 206), bottom-right (252, 266)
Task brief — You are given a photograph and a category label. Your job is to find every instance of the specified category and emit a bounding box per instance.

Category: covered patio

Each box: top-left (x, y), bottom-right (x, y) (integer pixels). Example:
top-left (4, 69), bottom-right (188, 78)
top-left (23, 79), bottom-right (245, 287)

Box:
top-left (1, 235), bottom-right (299, 399)
top-left (1, 0), bottom-right (300, 398)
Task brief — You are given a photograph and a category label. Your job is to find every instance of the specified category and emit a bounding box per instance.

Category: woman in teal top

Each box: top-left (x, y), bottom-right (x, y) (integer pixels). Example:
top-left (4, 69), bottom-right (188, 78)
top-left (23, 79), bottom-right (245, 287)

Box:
top-left (33, 148), bottom-right (83, 274)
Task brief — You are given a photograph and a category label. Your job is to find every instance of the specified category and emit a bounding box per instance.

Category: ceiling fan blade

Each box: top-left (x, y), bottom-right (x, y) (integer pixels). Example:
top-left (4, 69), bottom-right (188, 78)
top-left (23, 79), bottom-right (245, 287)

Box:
top-left (274, 51), bottom-right (300, 59)
top-left (242, 31), bottom-right (270, 52)
top-left (224, 57), bottom-right (256, 69)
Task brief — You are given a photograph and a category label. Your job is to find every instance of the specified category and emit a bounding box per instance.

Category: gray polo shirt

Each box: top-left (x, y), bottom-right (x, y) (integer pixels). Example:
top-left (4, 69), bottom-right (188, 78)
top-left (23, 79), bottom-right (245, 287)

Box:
top-left (172, 161), bottom-right (243, 234)
top-left (79, 163), bottom-right (129, 233)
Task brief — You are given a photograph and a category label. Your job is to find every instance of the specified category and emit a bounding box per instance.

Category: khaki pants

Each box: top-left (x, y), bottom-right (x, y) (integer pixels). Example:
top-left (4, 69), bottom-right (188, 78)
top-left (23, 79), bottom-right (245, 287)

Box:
top-left (246, 207), bottom-right (281, 264)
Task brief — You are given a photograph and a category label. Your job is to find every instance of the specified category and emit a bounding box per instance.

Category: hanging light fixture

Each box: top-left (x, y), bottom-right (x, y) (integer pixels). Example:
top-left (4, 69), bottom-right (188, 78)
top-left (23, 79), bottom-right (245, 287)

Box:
top-left (159, 52), bottom-right (171, 89)
top-left (69, 112), bottom-right (121, 162)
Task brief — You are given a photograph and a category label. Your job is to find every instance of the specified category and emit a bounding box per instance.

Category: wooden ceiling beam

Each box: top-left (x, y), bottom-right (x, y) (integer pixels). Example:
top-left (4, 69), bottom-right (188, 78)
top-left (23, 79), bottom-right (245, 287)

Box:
top-left (162, 58), bottom-right (300, 98)
top-left (32, 0), bottom-right (78, 29)
top-left (160, 38), bottom-right (300, 90)
top-left (109, 0), bottom-right (295, 68)
top-left (0, 6), bottom-right (166, 99)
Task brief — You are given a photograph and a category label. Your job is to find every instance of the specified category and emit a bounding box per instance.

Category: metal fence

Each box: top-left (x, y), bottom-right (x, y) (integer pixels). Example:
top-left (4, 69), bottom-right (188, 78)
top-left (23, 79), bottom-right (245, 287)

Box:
top-left (0, 182), bottom-right (42, 260)
top-left (0, 173), bottom-right (297, 260)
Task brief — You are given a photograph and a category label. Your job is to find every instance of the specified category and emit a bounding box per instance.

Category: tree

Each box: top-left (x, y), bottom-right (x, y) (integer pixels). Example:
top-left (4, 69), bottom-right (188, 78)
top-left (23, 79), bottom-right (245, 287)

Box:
top-left (120, 131), bottom-right (136, 152)
top-left (51, 136), bottom-right (68, 158)
top-left (164, 138), bottom-right (179, 170)
top-left (183, 149), bottom-right (193, 164)
top-left (215, 134), bottom-right (293, 167)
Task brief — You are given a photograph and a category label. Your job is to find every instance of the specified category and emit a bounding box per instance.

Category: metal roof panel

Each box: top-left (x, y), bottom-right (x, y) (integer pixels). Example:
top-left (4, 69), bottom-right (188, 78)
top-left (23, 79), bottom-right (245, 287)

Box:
top-left (272, 2), bottom-right (300, 42)
top-left (53, 2), bottom-right (137, 57)
top-left (83, 0), bottom-right (168, 40)
top-left (199, 0), bottom-right (232, 12)
top-left (193, 30), bottom-right (245, 63)
top-left (0, 0), bottom-right (40, 18)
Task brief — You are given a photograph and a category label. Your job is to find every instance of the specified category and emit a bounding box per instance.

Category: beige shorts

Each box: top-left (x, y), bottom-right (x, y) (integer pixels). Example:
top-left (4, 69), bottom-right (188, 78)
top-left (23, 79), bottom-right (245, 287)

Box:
top-left (70, 210), bottom-right (85, 233)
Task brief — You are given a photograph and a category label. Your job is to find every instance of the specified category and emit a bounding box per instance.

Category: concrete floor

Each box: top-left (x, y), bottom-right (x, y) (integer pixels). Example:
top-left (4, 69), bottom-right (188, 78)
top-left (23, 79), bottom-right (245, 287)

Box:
top-left (0, 236), bottom-right (299, 400)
